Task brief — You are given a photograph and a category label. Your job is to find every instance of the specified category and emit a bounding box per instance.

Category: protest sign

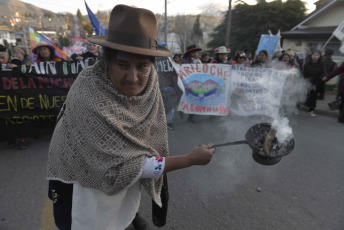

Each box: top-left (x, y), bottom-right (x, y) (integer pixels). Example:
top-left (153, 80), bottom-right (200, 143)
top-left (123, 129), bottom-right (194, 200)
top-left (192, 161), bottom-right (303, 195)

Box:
top-left (333, 20), bottom-right (344, 42)
top-left (256, 35), bottom-right (280, 55)
top-left (172, 64), bottom-right (289, 117)
top-left (172, 63), bottom-right (230, 116)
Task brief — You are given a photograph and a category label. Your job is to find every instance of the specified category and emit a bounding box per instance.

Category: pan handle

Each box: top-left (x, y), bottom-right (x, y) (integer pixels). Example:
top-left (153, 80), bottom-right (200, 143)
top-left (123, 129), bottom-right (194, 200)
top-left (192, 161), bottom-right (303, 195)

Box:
top-left (213, 140), bottom-right (248, 148)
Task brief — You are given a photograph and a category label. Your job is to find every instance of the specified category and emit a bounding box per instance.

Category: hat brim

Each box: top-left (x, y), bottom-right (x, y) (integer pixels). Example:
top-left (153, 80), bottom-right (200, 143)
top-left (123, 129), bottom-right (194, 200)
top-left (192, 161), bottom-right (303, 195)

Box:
top-left (32, 45), bottom-right (55, 55)
top-left (88, 36), bottom-right (171, 57)
top-left (184, 48), bottom-right (202, 56)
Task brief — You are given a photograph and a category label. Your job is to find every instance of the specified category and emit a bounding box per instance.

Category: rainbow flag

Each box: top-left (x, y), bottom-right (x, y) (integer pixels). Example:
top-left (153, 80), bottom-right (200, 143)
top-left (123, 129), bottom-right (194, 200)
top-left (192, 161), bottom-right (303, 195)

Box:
top-left (29, 27), bottom-right (68, 60)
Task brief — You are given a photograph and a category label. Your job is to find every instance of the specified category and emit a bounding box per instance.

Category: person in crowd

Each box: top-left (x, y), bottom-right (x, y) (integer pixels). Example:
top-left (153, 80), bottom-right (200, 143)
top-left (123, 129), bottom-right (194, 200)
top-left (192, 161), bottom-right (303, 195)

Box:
top-left (33, 42), bottom-right (63, 62)
top-left (46, 5), bottom-right (216, 230)
top-left (0, 44), bottom-right (10, 66)
top-left (210, 46), bottom-right (230, 64)
top-left (287, 49), bottom-right (300, 70)
top-left (172, 54), bottom-right (181, 63)
top-left (200, 52), bottom-right (211, 63)
top-left (232, 51), bottom-right (247, 67)
top-left (322, 60), bottom-right (344, 123)
top-left (319, 48), bottom-right (336, 100)
top-left (180, 45), bottom-right (202, 64)
top-left (72, 42), bottom-right (100, 66)
top-left (251, 50), bottom-right (271, 68)
top-left (274, 53), bottom-right (291, 70)
top-left (180, 45), bottom-right (202, 122)
top-left (303, 51), bottom-right (325, 117)
top-left (14, 47), bottom-right (32, 66)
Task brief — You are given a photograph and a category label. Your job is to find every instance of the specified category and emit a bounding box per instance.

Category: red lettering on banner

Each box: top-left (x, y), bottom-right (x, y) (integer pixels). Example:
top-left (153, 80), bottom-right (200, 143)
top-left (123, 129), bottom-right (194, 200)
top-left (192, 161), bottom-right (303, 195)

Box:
top-left (207, 107), bottom-right (212, 112)
top-left (183, 104), bottom-right (189, 111)
top-left (196, 64), bottom-right (202, 73)
top-left (190, 104), bottom-right (195, 112)
top-left (220, 106), bottom-right (229, 115)
top-left (223, 71), bottom-right (229, 80)
top-left (19, 78), bottom-right (27, 89)
top-left (2, 78), bottom-right (11, 90)
top-left (27, 78), bottom-right (36, 88)
top-left (201, 106), bottom-right (206, 112)
top-left (210, 65), bottom-right (216, 75)
top-left (195, 106), bottom-right (199, 112)
top-left (184, 66), bottom-right (192, 76)
top-left (190, 65), bottom-right (195, 72)
top-left (203, 64), bottom-right (208, 73)
top-left (67, 79), bottom-right (74, 87)
top-left (217, 68), bottom-right (223, 78)
top-left (11, 78), bottom-right (18, 89)
top-left (38, 77), bottom-right (49, 88)
top-left (178, 70), bottom-right (187, 80)
top-left (213, 107), bottom-right (218, 112)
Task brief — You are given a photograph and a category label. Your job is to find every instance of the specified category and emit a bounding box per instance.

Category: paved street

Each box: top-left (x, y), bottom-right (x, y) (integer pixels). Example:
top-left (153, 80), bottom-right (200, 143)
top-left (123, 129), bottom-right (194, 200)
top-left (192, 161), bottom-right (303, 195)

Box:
top-left (0, 95), bottom-right (343, 230)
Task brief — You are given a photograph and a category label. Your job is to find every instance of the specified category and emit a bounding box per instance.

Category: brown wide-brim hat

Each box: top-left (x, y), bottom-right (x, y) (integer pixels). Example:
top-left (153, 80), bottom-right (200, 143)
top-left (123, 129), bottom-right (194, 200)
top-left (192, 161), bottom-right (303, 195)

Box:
top-left (184, 45), bottom-right (202, 56)
top-left (32, 42), bottom-right (55, 55)
top-left (88, 5), bottom-right (171, 57)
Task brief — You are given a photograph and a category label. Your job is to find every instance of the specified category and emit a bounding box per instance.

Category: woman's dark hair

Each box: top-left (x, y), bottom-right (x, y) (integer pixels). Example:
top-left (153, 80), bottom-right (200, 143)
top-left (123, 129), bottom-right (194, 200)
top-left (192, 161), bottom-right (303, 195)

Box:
top-left (324, 48), bottom-right (334, 57)
top-left (103, 47), bottom-right (155, 63)
top-left (173, 54), bottom-right (180, 60)
top-left (278, 53), bottom-right (290, 61)
top-left (306, 51), bottom-right (322, 64)
top-left (200, 52), bottom-right (209, 60)
top-left (259, 50), bottom-right (268, 57)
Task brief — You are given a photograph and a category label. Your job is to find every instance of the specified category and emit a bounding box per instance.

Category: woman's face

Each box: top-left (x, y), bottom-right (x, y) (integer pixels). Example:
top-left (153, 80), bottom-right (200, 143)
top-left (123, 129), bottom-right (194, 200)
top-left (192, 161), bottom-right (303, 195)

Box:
top-left (15, 50), bottom-right (24, 60)
top-left (258, 52), bottom-right (267, 63)
top-left (238, 57), bottom-right (246, 64)
top-left (201, 55), bottom-right (209, 63)
top-left (282, 55), bottom-right (290, 64)
top-left (38, 47), bottom-right (51, 60)
top-left (108, 52), bottom-right (153, 97)
top-left (88, 44), bottom-right (99, 54)
top-left (312, 53), bottom-right (320, 62)
top-left (218, 54), bottom-right (226, 62)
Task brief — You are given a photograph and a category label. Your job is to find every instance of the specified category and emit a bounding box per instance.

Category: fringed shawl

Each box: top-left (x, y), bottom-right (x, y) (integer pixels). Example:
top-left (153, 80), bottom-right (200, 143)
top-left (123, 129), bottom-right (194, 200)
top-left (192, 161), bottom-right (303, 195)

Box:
top-left (47, 60), bottom-right (169, 206)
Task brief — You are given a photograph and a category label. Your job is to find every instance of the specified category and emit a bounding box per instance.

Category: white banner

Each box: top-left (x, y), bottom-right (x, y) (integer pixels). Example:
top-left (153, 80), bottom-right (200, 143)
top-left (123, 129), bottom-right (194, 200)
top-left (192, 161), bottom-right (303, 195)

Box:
top-left (172, 63), bottom-right (289, 116)
top-left (333, 20), bottom-right (344, 41)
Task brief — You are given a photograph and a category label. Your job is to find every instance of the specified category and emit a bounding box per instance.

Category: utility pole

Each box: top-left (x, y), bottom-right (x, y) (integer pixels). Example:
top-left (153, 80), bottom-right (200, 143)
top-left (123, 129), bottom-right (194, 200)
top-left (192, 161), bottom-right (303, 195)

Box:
top-left (225, 0), bottom-right (232, 48)
top-left (164, 0), bottom-right (167, 44)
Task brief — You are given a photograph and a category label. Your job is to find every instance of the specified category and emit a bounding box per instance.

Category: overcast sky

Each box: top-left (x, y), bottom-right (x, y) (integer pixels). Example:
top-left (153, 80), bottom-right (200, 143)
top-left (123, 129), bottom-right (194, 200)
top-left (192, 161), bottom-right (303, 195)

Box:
top-left (18, 0), bottom-right (318, 15)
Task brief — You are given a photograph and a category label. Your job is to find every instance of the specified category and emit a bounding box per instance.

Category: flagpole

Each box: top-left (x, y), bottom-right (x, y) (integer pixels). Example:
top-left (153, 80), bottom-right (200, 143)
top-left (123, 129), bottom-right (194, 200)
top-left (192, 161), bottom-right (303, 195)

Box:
top-left (321, 34), bottom-right (334, 52)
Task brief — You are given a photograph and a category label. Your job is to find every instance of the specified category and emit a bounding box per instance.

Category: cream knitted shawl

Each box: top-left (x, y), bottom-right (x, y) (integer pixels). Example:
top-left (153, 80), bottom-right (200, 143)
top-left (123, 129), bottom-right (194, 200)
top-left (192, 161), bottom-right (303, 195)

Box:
top-left (47, 60), bottom-right (169, 206)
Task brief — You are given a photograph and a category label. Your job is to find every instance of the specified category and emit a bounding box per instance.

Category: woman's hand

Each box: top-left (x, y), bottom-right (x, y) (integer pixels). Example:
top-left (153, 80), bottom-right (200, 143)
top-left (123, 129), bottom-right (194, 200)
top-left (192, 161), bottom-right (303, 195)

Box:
top-left (322, 76), bottom-right (327, 81)
top-left (187, 144), bottom-right (216, 166)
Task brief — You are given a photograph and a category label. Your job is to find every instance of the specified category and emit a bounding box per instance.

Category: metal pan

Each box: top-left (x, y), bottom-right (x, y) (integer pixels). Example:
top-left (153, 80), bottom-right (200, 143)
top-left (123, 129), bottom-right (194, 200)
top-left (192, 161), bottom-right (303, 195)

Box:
top-left (213, 123), bottom-right (295, 165)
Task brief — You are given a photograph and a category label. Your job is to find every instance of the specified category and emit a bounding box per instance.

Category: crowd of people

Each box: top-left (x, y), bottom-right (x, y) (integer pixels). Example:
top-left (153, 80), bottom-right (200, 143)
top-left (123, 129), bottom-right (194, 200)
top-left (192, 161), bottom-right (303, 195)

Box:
top-left (167, 44), bottom-right (344, 127)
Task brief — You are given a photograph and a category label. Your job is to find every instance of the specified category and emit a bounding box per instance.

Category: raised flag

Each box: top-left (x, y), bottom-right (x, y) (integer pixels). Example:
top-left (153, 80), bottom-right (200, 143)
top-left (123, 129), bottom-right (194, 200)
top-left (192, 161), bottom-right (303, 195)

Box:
top-left (85, 1), bottom-right (106, 36)
top-left (29, 27), bottom-right (68, 60)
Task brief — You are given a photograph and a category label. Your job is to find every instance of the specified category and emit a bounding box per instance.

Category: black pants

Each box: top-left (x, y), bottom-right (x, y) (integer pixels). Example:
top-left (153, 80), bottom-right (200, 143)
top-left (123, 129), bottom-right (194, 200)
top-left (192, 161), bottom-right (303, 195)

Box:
top-left (48, 180), bottom-right (73, 230)
top-left (339, 92), bottom-right (344, 123)
top-left (317, 81), bottom-right (325, 99)
top-left (306, 88), bottom-right (318, 111)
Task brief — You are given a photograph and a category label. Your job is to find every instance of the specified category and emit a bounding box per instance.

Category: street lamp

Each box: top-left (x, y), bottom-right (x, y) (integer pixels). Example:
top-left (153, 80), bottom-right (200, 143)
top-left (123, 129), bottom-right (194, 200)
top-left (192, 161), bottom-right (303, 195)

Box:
top-left (225, 0), bottom-right (232, 48)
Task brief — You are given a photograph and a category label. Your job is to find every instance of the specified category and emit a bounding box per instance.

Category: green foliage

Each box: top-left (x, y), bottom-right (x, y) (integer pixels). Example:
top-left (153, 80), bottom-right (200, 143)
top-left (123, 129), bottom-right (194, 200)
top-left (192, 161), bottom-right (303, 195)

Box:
top-left (191, 15), bottom-right (203, 45)
top-left (208, 0), bottom-right (306, 53)
top-left (83, 23), bottom-right (94, 35)
top-left (77, 9), bottom-right (83, 22)
top-left (58, 35), bottom-right (70, 47)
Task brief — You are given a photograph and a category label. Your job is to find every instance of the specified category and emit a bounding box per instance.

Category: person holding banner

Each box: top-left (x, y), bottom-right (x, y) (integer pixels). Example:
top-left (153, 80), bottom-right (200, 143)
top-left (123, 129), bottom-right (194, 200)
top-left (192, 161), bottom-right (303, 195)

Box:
top-left (47, 5), bottom-right (216, 230)
top-left (232, 51), bottom-right (247, 67)
top-left (14, 47), bottom-right (32, 66)
top-left (210, 46), bottom-right (230, 64)
top-left (251, 50), bottom-right (271, 68)
top-left (33, 42), bottom-right (63, 62)
top-left (73, 42), bottom-right (100, 65)
top-left (180, 45), bottom-right (202, 64)
top-left (0, 45), bottom-right (10, 66)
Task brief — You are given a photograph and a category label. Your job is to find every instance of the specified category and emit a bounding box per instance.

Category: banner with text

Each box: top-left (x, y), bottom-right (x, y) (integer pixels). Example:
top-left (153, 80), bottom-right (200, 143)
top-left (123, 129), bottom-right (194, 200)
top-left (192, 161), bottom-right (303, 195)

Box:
top-left (172, 63), bottom-right (288, 116)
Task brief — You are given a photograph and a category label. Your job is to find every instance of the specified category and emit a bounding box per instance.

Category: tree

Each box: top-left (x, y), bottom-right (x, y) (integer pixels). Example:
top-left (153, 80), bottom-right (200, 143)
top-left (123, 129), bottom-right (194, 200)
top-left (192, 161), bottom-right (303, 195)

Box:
top-left (173, 15), bottom-right (194, 52)
top-left (77, 9), bottom-right (84, 23)
top-left (191, 15), bottom-right (203, 45)
top-left (83, 23), bottom-right (93, 35)
top-left (58, 35), bottom-right (70, 48)
top-left (208, 0), bottom-right (306, 53)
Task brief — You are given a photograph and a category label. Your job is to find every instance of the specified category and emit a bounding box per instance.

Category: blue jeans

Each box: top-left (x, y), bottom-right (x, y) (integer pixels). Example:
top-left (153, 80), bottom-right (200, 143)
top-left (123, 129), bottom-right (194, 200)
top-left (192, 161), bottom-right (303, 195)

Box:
top-left (166, 108), bottom-right (175, 124)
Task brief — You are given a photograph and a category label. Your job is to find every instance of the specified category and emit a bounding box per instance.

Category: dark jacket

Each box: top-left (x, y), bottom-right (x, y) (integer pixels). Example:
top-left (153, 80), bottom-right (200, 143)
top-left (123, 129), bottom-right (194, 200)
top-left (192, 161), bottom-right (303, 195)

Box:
top-left (326, 61), bottom-right (344, 93)
top-left (303, 62), bottom-right (325, 85)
